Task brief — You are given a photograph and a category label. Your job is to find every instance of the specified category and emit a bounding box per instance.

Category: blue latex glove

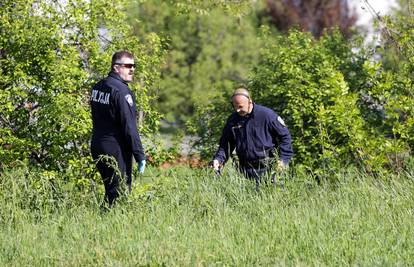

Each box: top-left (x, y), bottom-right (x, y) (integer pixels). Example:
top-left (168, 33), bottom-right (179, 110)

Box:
top-left (138, 160), bottom-right (146, 174)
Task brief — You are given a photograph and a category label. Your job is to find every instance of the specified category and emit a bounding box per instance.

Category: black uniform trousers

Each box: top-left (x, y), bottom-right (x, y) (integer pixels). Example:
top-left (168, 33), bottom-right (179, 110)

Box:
top-left (91, 138), bottom-right (133, 206)
top-left (239, 158), bottom-right (276, 189)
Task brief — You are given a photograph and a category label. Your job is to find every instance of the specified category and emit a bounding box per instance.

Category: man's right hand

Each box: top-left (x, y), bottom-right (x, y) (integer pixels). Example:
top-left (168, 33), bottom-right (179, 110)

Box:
top-left (211, 159), bottom-right (220, 171)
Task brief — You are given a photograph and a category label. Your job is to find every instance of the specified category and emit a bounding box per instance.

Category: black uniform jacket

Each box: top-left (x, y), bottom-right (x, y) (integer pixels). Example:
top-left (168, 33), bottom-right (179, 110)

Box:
top-left (90, 72), bottom-right (145, 163)
top-left (214, 103), bottom-right (293, 166)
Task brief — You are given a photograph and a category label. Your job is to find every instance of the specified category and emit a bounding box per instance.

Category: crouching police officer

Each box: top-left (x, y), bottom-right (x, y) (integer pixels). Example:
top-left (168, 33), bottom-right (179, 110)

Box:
top-left (90, 51), bottom-right (146, 206)
top-left (211, 88), bottom-right (293, 183)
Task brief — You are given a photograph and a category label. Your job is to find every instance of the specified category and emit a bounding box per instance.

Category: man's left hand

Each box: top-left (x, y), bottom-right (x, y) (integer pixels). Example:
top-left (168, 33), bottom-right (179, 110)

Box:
top-left (277, 160), bottom-right (286, 170)
top-left (138, 160), bottom-right (146, 174)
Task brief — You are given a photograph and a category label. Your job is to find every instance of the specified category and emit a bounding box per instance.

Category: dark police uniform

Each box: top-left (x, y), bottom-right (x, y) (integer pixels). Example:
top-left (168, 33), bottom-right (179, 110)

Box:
top-left (90, 72), bottom-right (145, 205)
top-left (213, 103), bottom-right (293, 180)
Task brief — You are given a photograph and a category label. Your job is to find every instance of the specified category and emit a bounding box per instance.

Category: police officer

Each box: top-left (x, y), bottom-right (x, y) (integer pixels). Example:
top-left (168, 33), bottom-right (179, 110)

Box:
top-left (211, 88), bottom-right (293, 181)
top-left (90, 51), bottom-right (146, 206)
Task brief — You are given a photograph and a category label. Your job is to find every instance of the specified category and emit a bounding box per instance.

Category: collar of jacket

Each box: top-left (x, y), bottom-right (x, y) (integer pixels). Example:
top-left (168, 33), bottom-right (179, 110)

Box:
top-left (249, 103), bottom-right (256, 118)
top-left (108, 71), bottom-right (128, 85)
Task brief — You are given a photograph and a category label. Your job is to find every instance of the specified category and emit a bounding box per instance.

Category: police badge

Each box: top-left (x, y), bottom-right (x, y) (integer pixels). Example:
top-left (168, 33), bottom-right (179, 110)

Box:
top-left (125, 94), bottom-right (133, 107)
top-left (277, 116), bottom-right (286, 127)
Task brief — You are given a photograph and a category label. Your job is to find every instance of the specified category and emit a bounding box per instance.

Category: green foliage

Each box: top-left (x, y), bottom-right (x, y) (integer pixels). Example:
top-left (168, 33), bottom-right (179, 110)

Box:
top-left (128, 1), bottom-right (262, 124)
top-left (0, 0), bottom-right (164, 171)
top-left (190, 28), bottom-right (413, 175)
top-left (345, 1), bottom-right (414, 171)
top-left (2, 0), bottom-right (414, 180)
top-left (144, 133), bottom-right (183, 167)
top-left (375, 2), bottom-right (414, 158)
top-left (168, 0), bottom-right (253, 17)
top-left (187, 88), bottom-right (234, 159)
top-left (250, 30), bottom-right (408, 174)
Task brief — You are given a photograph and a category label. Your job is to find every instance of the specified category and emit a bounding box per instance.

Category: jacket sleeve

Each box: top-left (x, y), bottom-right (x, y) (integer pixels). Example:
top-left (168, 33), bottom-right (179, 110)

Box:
top-left (114, 89), bottom-right (146, 162)
top-left (269, 113), bottom-right (293, 164)
top-left (213, 119), bottom-right (235, 165)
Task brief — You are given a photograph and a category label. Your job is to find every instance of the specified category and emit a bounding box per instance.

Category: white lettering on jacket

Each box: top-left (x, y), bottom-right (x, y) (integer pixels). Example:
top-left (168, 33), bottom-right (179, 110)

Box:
top-left (91, 89), bottom-right (110, 105)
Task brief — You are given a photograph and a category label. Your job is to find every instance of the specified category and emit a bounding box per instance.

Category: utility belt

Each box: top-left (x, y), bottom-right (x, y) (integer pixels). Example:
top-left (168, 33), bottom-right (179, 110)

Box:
top-left (238, 148), bottom-right (276, 169)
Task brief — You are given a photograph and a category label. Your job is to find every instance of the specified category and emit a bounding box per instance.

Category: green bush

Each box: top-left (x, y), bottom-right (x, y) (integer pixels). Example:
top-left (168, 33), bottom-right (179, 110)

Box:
top-left (191, 29), bottom-right (412, 176)
top-left (251, 31), bottom-right (405, 176)
top-left (128, 1), bottom-right (262, 124)
top-left (0, 0), bottom-right (164, 173)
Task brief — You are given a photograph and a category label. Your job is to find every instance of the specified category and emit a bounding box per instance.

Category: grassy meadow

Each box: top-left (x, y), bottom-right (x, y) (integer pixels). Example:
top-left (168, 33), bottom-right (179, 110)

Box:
top-left (1, 164), bottom-right (413, 266)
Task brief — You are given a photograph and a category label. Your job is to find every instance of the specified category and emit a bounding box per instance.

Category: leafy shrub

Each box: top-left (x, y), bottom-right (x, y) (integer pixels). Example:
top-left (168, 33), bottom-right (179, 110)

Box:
top-left (191, 29), bottom-right (412, 177)
top-left (0, 0), bottom-right (164, 173)
top-left (250, 30), bottom-right (410, 175)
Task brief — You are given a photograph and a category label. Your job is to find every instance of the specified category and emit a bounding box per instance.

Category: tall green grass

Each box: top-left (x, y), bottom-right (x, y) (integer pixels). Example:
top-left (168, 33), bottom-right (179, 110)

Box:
top-left (1, 164), bottom-right (413, 266)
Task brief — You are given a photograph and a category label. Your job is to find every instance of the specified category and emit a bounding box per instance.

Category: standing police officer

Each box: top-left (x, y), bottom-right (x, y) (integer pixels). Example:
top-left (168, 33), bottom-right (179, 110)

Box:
top-left (211, 88), bottom-right (293, 181)
top-left (90, 51), bottom-right (146, 206)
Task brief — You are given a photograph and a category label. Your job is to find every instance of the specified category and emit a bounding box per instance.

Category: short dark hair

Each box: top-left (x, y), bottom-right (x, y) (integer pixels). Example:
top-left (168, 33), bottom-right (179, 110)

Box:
top-left (111, 51), bottom-right (134, 66)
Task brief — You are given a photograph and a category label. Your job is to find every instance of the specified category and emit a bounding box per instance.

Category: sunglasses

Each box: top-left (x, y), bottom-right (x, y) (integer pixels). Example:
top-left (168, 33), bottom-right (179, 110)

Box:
top-left (114, 63), bottom-right (136, 69)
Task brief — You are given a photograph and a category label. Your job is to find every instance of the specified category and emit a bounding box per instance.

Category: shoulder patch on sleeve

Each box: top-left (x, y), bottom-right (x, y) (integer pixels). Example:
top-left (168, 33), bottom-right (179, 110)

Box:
top-left (125, 94), bottom-right (133, 107)
top-left (277, 116), bottom-right (286, 127)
